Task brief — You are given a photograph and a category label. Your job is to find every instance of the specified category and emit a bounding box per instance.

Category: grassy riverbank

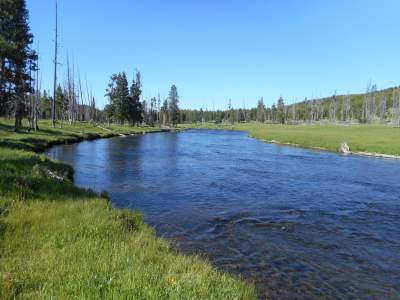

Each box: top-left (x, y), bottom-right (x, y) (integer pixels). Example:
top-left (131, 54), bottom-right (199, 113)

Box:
top-left (182, 122), bottom-right (400, 156)
top-left (0, 120), bottom-right (256, 299)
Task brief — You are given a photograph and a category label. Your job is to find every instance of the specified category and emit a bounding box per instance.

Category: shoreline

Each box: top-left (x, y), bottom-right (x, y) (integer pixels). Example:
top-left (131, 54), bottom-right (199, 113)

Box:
top-left (264, 138), bottom-right (400, 160)
top-left (34, 127), bottom-right (173, 153)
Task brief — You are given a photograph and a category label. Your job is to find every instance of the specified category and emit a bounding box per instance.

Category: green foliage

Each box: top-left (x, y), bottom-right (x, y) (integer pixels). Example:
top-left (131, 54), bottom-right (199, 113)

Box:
top-left (276, 96), bottom-right (285, 124)
top-left (168, 85), bottom-right (180, 126)
top-left (55, 84), bottom-right (68, 120)
top-left (128, 71), bottom-right (143, 125)
top-left (105, 71), bottom-right (143, 125)
top-left (0, 0), bottom-right (37, 128)
top-left (105, 72), bottom-right (129, 123)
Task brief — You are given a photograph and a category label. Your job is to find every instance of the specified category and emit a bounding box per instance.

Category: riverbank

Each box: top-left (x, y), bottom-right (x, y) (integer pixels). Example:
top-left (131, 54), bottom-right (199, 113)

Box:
top-left (181, 122), bottom-right (400, 158)
top-left (0, 120), bottom-right (256, 299)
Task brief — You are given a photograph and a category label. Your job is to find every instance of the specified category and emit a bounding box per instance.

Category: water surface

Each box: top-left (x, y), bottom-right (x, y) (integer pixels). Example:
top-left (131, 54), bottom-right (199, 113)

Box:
top-left (46, 129), bottom-right (400, 299)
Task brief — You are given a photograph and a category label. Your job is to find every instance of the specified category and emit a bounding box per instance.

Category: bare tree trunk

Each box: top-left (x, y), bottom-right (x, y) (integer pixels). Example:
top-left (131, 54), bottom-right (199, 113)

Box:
top-left (341, 94), bottom-right (351, 122)
top-left (52, 0), bottom-right (58, 128)
top-left (379, 95), bottom-right (386, 123)
top-left (30, 47), bottom-right (40, 131)
top-left (329, 96), bottom-right (337, 122)
top-left (392, 89), bottom-right (400, 127)
top-left (14, 94), bottom-right (23, 131)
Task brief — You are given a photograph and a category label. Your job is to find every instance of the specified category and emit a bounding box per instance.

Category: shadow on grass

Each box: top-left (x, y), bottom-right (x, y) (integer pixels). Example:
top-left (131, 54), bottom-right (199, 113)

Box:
top-left (0, 123), bottom-right (15, 131)
top-left (0, 156), bottom-right (74, 179)
top-left (0, 140), bottom-right (34, 151)
top-left (0, 174), bottom-right (98, 202)
top-left (0, 122), bottom-right (66, 135)
top-left (0, 133), bottom-right (84, 152)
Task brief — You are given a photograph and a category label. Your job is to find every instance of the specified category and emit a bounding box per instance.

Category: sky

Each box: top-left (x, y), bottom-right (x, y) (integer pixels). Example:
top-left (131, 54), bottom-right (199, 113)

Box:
top-left (27, 0), bottom-right (400, 109)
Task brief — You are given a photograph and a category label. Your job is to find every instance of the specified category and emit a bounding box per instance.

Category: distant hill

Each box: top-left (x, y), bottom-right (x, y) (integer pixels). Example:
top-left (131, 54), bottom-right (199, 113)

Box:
top-left (285, 86), bottom-right (400, 123)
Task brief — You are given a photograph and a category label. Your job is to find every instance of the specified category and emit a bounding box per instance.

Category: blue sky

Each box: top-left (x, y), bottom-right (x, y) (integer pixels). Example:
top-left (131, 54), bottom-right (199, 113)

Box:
top-left (27, 0), bottom-right (400, 109)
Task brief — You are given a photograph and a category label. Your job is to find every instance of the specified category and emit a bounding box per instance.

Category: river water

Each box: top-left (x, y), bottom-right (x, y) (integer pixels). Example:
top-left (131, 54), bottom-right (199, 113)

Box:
top-left (46, 129), bottom-right (400, 299)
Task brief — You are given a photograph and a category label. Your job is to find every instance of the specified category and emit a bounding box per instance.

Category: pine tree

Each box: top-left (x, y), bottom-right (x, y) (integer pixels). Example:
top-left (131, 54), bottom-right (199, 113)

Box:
top-left (55, 84), bottom-right (67, 120)
top-left (168, 84), bottom-right (179, 126)
top-left (105, 72), bottom-right (129, 124)
top-left (277, 96), bottom-right (285, 124)
top-left (0, 0), bottom-right (37, 130)
top-left (128, 71), bottom-right (143, 125)
top-left (271, 103), bottom-right (277, 122)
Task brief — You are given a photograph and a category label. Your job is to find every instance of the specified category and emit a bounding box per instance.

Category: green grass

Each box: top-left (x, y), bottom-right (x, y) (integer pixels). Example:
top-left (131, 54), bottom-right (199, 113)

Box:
top-left (181, 122), bottom-right (400, 155)
top-left (0, 120), bottom-right (256, 300)
top-left (0, 119), bottom-right (163, 152)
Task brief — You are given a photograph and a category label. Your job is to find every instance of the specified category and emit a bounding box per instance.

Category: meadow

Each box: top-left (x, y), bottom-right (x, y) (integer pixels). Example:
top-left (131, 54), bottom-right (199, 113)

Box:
top-left (0, 119), bottom-right (256, 299)
top-left (182, 122), bottom-right (400, 156)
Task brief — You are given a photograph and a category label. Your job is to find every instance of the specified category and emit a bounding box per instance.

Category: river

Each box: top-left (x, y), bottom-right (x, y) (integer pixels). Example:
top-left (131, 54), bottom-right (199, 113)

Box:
top-left (46, 129), bottom-right (400, 299)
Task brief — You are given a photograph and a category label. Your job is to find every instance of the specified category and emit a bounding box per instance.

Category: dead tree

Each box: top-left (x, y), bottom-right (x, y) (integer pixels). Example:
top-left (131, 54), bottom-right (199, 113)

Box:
top-left (329, 95), bottom-right (337, 122)
top-left (369, 86), bottom-right (377, 121)
top-left (157, 93), bottom-right (161, 127)
top-left (291, 101), bottom-right (297, 122)
top-left (66, 53), bottom-right (78, 124)
top-left (379, 94), bottom-right (387, 123)
top-left (90, 96), bottom-right (96, 123)
top-left (77, 69), bottom-right (85, 122)
top-left (342, 94), bottom-right (351, 121)
top-left (52, 0), bottom-right (58, 128)
top-left (392, 89), bottom-right (400, 127)
top-left (362, 81), bottom-right (378, 123)
top-left (32, 50), bottom-right (40, 131)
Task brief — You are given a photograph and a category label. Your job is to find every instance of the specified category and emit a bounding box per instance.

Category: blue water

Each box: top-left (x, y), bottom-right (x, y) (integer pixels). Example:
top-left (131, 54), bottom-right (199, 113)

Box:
top-left (46, 129), bottom-right (400, 299)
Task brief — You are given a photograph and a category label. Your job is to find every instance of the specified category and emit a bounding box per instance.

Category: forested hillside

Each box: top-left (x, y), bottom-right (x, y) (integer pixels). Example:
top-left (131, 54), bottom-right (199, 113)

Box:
top-left (179, 85), bottom-right (400, 125)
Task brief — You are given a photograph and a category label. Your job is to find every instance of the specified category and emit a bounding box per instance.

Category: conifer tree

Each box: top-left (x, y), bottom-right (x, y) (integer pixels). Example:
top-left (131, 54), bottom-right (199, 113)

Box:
top-left (105, 72), bottom-right (129, 124)
top-left (128, 71), bottom-right (143, 125)
top-left (168, 84), bottom-right (179, 126)
top-left (277, 96), bottom-right (285, 124)
top-left (0, 0), bottom-right (37, 130)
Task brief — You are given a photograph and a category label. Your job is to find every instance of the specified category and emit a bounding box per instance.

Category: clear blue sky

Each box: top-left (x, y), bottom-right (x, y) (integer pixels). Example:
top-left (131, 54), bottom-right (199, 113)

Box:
top-left (27, 0), bottom-right (400, 109)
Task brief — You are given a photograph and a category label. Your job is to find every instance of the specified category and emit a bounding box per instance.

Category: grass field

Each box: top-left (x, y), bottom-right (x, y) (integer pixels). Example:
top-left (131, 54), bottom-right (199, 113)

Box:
top-left (181, 122), bottom-right (400, 156)
top-left (0, 119), bottom-right (256, 299)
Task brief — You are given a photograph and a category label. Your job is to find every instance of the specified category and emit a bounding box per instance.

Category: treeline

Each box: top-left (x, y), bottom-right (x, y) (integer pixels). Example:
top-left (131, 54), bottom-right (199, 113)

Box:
top-left (178, 97), bottom-right (285, 124)
top-left (179, 85), bottom-right (400, 126)
top-left (0, 0), bottom-right (182, 130)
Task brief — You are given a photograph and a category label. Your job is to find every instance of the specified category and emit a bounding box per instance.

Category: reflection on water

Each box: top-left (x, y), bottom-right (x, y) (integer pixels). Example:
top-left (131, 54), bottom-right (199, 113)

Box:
top-left (46, 129), bottom-right (400, 299)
